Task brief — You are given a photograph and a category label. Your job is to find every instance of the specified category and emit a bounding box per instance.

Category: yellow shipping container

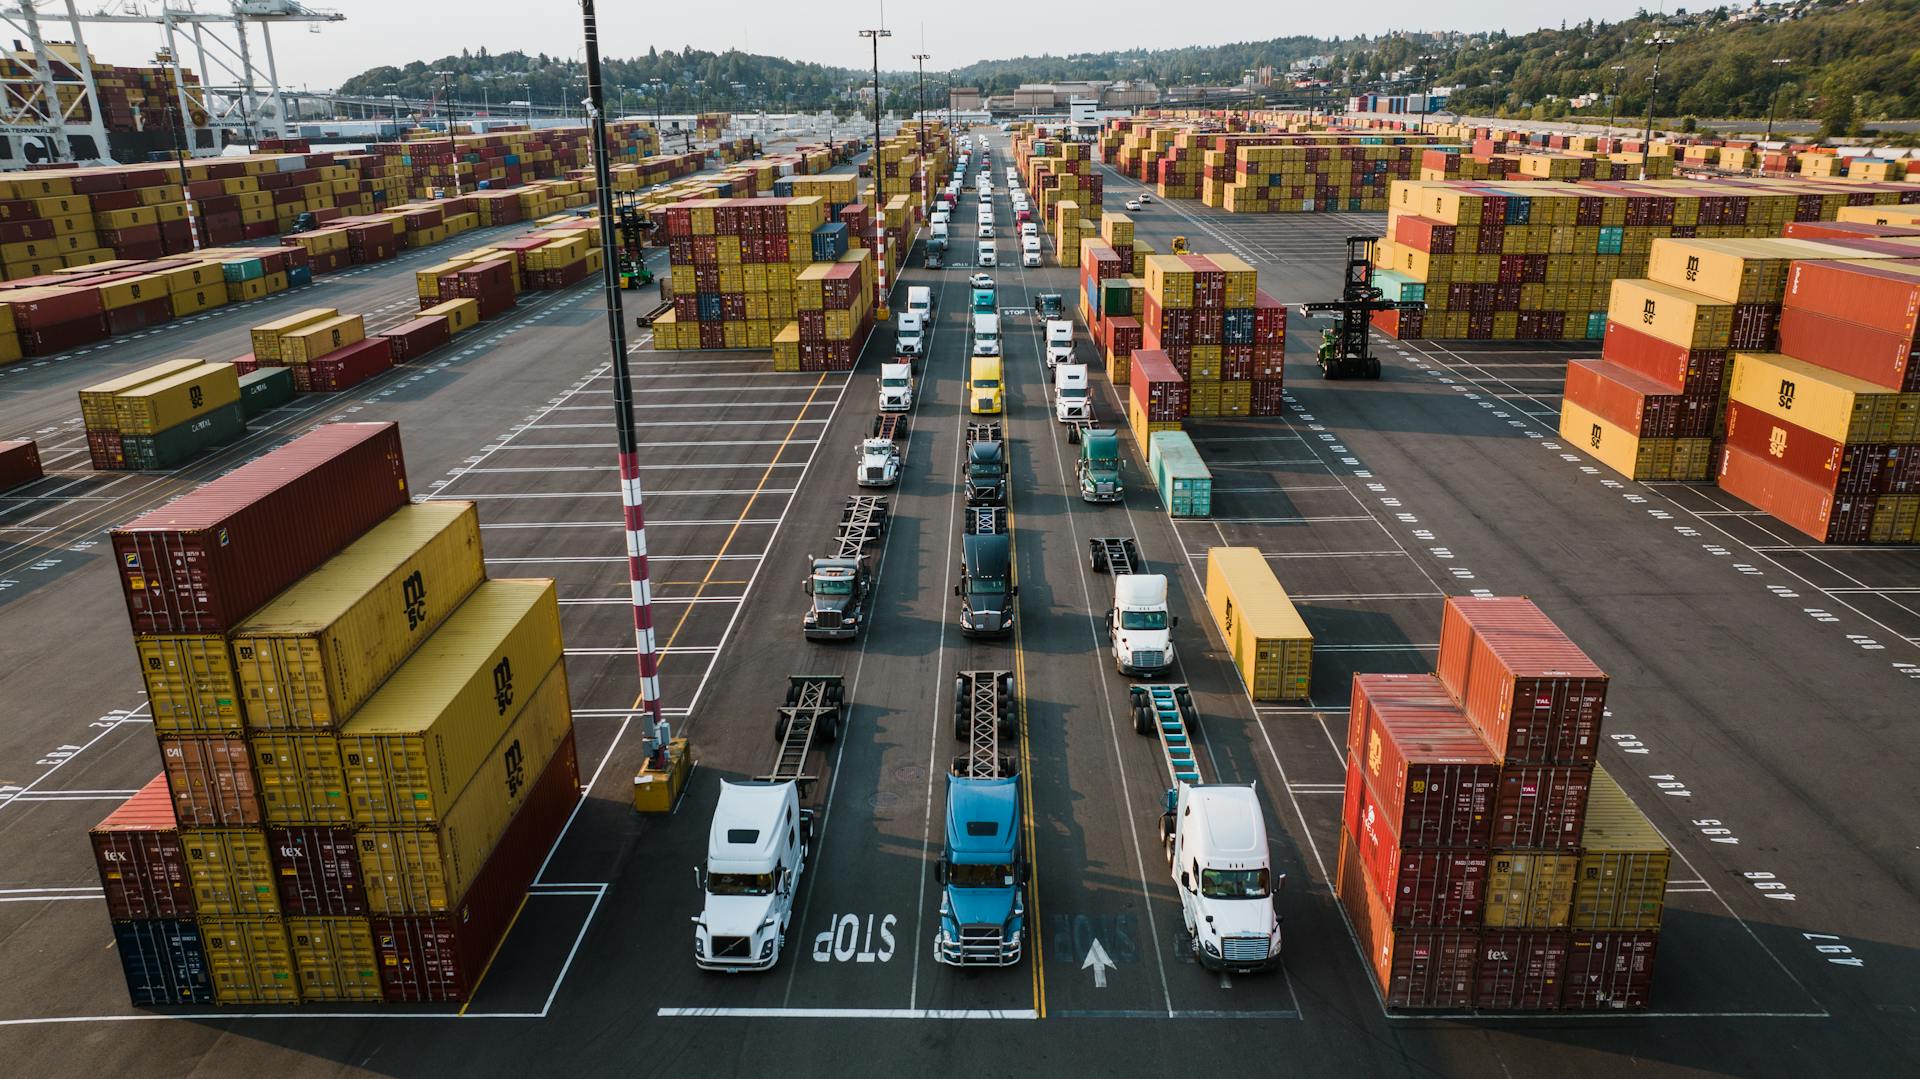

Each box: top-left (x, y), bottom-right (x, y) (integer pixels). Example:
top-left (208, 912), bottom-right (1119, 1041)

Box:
top-left (1573, 766), bottom-right (1672, 931)
top-left (182, 827), bottom-right (280, 915)
top-left (252, 732), bottom-right (351, 824)
top-left (357, 659), bottom-right (574, 912)
top-left (421, 297), bottom-right (479, 334)
top-left (1558, 399), bottom-right (1715, 481)
top-left (136, 634), bottom-right (242, 734)
top-left (77, 357), bottom-right (203, 430)
top-left (287, 917), bottom-right (383, 1002)
top-left (281, 314), bottom-right (367, 365)
top-left (233, 502), bottom-right (486, 732)
top-left (250, 307), bottom-right (339, 363)
top-left (1483, 850), bottom-right (1581, 928)
top-left (112, 362), bottom-right (240, 436)
top-left (202, 917), bottom-right (299, 1004)
top-left (1728, 352), bottom-right (1913, 445)
top-left (340, 578), bottom-right (565, 825)
top-left (1204, 547), bottom-right (1314, 701)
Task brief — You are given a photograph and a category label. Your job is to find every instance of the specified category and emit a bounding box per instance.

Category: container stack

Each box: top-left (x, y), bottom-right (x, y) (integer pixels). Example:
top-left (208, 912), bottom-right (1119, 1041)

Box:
top-left (95, 422), bottom-right (582, 1005)
top-left (1336, 595), bottom-right (1670, 1011)
top-left (1139, 253), bottom-right (1287, 417)
top-left (1203, 547), bottom-right (1313, 700)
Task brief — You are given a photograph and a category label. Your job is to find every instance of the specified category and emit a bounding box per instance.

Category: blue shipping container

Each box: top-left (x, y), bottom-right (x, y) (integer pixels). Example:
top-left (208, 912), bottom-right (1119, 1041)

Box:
top-left (114, 919), bottom-right (213, 1005)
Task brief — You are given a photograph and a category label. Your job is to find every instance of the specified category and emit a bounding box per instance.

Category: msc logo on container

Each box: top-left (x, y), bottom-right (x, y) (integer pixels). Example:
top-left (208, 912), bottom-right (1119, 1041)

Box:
top-left (492, 656), bottom-right (514, 714)
top-left (502, 738), bottom-right (525, 798)
top-left (400, 570), bottom-right (427, 631)
top-left (1777, 379), bottom-right (1796, 411)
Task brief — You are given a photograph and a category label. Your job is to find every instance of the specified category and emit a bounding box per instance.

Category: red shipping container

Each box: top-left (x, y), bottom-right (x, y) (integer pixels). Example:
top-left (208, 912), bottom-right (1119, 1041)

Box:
top-left (0, 439), bottom-right (42, 490)
top-left (1563, 359), bottom-right (1711, 439)
top-left (159, 734), bottom-right (261, 827)
top-left (380, 315), bottom-right (451, 363)
top-left (1437, 596), bottom-right (1608, 765)
top-left (1128, 349), bottom-right (1188, 421)
top-left (1775, 305), bottom-right (1920, 391)
top-left (1348, 673), bottom-right (1500, 849)
top-left (105, 296), bottom-right (174, 337)
top-left (1717, 443), bottom-right (1860, 544)
top-left (270, 826), bottom-right (366, 915)
top-left (1491, 763), bottom-right (1592, 849)
top-left (1785, 260), bottom-right (1920, 342)
top-left (110, 422), bottom-right (410, 634)
top-left (90, 774), bottom-right (192, 919)
top-left (1345, 759), bottom-right (1489, 927)
top-left (1336, 830), bottom-right (1479, 1010)
top-left (1476, 930), bottom-right (1571, 1010)
top-left (372, 734), bottom-right (580, 1002)
top-left (308, 337), bottom-right (393, 392)
top-left (1723, 399), bottom-right (1900, 496)
top-left (1561, 930), bottom-right (1658, 1010)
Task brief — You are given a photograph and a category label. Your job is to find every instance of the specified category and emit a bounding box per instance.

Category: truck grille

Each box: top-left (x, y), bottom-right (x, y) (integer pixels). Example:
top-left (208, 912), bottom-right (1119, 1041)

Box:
top-left (712, 936), bottom-right (752, 959)
top-left (1130, 650), bottom-right (1165, 670)
top-left (1221, 936), bottom-right (1268, 964)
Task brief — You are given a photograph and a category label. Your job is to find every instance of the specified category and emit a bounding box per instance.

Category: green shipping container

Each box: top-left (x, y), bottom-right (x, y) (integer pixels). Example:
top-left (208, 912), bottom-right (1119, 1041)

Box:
top-left (120, 400), bottom-right (246, 470)
top-left (1147, 430), bottom-right (1212, 518)
top-left (237, 367), bottom-right (294, 419)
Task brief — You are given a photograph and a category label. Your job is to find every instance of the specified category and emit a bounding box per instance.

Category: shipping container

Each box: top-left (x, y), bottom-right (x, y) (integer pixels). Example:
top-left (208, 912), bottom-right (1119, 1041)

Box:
top-left (358, 659), bottom-right (573, 913)
top-left (1491, 764), bottom-right (1593, 850)
top-left (1147, 430), bottom-right (1213, 517)
top-left (160, 733), bottom-right (261, 826)
top-left (182, 827), bottom-right (280, 916)
top-left (111, 422), bottom-right (410, 635)
top-left (1347, 673), bottom-right (1501, 849)
top-left (287, 916), bottom-right (382, 1001)
top-left (91, 774), bottom-right (192, 919)
top-left (0, 439), bottom-right (44, 490)
top-left (113, 918), bottom-right (213, 1005)
top-left (1561, 930), bottom-right (1658, 1009)
top-left (1437, 596), bottom-right (1608, 765)
top-left (372, 732), bottom-right (580, 1002)
top-left (112, 361), bottom-right (240, 435)
top-left (1475, 929), bottom-right (1570, 1010)
top-left (1336, 828), bottom-right (1479, 1010)
top-left (1204, 547), bottom-right (1313, 701)
top-left (200, 916), bottom-right (299, 1003)
top-left (1573, 766), bottom-right (1670, 931)
top-left (1346, 759), bottom-right (1488, 928)
top-left (340, 579), bottom-right (564, 825)
top-left (1484, 848), bottom-right (1580, 928)
top-left (270, 825), bottom-right (367, 916)
top-left (232, 502), bottom-right (485, 732)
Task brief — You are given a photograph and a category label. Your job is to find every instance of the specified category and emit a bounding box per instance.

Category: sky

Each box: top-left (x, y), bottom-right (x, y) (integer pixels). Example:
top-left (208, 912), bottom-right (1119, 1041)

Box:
top-left (60, 0), bottom-right (1663, 90)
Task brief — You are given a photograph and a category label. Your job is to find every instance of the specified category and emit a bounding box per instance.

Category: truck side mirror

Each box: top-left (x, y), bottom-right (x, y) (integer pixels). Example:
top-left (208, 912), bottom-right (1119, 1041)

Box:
top-left (934, 861), bottom-right (947, 884)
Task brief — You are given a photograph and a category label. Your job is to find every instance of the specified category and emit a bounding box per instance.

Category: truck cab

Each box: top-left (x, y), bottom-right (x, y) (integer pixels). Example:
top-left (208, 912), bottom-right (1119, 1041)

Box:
top-left (968, 352), bottom-right (1002, 410)
top-left (693, 780), bottom-right (804, 971)
top-left (878, 362), bottom-right (914, 411)
top-left (1045, 319), bottom-right (1074, 367)
top-left (802, 556), bottom-right (871, 639)
top-left (955, 532), bottom-right (1015, 638)
top-left (1165, 783), bottom-right (1283, 974)
top-left (1078, 429), bottom-right (1123, 502)
top-left (1054, 363), bottom-right (1090, 422)
top-left (895, 312), bottom-right (925, 358)
top-left (1108, 574), bottom-right (1175, 676)
top-left (934, 774), bottom-right (1026, 966)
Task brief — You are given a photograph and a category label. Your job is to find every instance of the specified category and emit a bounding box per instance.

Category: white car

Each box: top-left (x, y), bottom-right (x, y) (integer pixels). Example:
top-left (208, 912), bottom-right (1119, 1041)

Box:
top-left (1125, 199), bottom-right (1143, 212)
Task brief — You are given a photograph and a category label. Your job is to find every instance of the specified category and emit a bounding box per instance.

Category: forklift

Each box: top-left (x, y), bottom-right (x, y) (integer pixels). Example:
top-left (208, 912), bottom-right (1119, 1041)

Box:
top-left (612, 189), bottom-right (655, 290)
top-left (1296, 236), bottom-right (1423, 380)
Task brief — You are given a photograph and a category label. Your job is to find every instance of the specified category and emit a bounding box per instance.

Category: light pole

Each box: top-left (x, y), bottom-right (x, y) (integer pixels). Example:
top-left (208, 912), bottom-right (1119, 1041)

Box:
top-left (1643, 35), bottom-right (1674, 150)
top-left (912, 52), bottom-right (929, 221)
top-left (435, 69), bottom-right (460, 195)
top-left (860, 25), bottom-right (891, 309)
top-left (1764, 57), bottom-right (1792, 143)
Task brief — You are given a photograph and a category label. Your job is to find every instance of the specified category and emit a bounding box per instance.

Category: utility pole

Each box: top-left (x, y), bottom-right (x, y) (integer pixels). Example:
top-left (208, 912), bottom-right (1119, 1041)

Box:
top-left (577, 0), bottom-right (663, 736)
top-left (913, 52), bottom-right (929, 222)
top-left (1643, 35), bottom-right (1674, 151)
top-left (1764, 57), bottom-right (1792, 144)
top-left (861, 25), bottom-right (891, 309)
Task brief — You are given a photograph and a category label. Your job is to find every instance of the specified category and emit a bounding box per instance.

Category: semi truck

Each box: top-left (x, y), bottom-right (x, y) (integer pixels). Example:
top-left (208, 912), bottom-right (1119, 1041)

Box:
top-left (857, 414), bottom-right (906, 487)
top-left (693, 674), bottom-right (846, 971)
top-left (802, 495), bottom-right (887, 640)
top-left (1090, 537), bottom-right (1176, 677)
top-left (1077, 428), bottom-right (1123, 502)
top-left (933, 669), bottom-right (1026, 967)
top-left (1132, 684), bottom-right (1284, 975)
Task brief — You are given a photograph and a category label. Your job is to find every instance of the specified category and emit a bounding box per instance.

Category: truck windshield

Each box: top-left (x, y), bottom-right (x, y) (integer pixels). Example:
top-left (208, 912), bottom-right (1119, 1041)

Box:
top-left (967, 575), bottom-right (1009, 595)
top-left (1120, 610), bottom-right (1168, 631)
top-left (708, 871), bottom-right (776, 896)
top-left (813, 576), bottom-right (854, 595)
top-left (1201, 867), bottom-right (1271, 900)
top-left (949, 862), bottom-right (1015, 887)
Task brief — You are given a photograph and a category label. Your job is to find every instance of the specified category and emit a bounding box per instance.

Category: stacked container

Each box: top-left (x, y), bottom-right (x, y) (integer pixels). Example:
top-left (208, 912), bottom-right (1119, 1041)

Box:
top-left (95, 422), bottom-right (580, 1005)
top-left (1336, 595), bottom-right (1671, 1011)
top-left (1203, 547), bottom-right (1314, 701)
top-left (1141, 254), bottom-right (1286, 417)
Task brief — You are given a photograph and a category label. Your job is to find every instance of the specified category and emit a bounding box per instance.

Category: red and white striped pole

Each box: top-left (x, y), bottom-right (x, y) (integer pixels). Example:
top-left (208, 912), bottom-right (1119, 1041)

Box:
top-left (580, 0), bottom-right (664, 735)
